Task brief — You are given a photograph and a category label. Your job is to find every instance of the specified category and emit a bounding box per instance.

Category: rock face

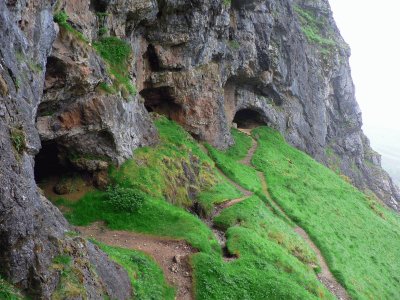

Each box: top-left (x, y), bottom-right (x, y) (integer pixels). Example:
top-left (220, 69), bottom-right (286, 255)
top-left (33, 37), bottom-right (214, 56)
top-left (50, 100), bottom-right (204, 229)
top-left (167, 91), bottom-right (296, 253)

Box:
top-left (128, 0), bottom-right (399, 210)
top-left (0, 0), bottom-right (399, 297)
top-left (0, 0), bottom-right (132, 298)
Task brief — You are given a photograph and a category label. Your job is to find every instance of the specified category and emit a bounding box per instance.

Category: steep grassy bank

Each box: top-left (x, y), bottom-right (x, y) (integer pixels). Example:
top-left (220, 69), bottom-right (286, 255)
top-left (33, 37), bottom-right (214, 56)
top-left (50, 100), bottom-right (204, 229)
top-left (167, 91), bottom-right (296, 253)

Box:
top-left (252, 127), bottom-right (400, 299)
top-left (54, 120), bottom-right (400, 299)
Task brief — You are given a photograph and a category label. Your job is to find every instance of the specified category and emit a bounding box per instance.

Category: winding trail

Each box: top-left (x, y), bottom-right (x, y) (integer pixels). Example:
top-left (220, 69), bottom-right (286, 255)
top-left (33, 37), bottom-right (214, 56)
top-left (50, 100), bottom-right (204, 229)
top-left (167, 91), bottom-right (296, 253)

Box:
top-left (236, 128), bottom-right (350, 300)
top-left (76, 127), bottom-right (349, 300)
top-left (199, 143), bottom-right (254, 260)
top-left (78, 222), bottom-right (195, 300)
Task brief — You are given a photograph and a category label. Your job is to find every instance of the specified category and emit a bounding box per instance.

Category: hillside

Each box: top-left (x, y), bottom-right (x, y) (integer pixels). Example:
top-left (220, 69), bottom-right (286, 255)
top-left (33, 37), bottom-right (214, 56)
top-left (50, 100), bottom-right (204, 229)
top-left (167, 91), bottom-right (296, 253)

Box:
top-left (6, 117), bottom-right (399, 299)
top-left (1, 0), bottom-right (400, 298)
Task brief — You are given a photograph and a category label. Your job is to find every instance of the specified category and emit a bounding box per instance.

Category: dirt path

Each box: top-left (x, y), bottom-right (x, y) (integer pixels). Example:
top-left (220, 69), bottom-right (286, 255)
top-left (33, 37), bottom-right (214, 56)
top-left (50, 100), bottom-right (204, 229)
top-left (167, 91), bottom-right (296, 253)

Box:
top-left (294, 227), bottom-right (349, 300)
top-left (199, 143), bottom-right (254, 260)
top-left (237, 128), bottom-right (350, 300)
top-left (78, 222), bottom-right (195, 300)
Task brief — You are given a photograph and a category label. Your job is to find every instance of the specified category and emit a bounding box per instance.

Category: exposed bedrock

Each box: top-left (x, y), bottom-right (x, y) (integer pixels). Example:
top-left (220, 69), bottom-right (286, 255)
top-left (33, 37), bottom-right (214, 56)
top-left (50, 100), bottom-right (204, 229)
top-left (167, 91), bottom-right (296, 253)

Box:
top-left (121, 0), bottom-right (398, 210)
top-left (0, 0), bottom-right (133, 298)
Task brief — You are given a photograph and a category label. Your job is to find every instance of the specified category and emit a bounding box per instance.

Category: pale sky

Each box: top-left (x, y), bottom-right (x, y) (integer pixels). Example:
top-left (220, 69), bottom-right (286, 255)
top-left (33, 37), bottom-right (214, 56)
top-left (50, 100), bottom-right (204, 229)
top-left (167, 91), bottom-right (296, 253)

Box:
top-left (329, 0), bottom-right (400, 181)
top-left (329, 1), bottom-right (400, 133)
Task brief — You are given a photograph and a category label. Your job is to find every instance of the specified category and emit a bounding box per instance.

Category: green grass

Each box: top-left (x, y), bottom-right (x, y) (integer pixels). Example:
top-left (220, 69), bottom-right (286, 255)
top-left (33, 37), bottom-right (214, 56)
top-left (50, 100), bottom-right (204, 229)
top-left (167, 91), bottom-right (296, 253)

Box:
top-left (93, 36), bottom-right (136, 97)
top-left (214, 195), bottom-right (317, 265)
top-left (224, 129), bottom-right (253, 160)
top-left (0, 277), bottom-right (23, 300)
top-left (252, 127), bottom-right (400, 299)
top-left (193, 211), bottom-right (333, 299)
top-left (205, 143), bottom-right (263, 193)
top-left (205, 129), bottom-right (262, 193)
top-left (53, 11), bottom-right (88, 42)
top-left (196, 180), bottom-right (243, 214)
top-left (61, 117), bottom-right (244, 254)
top-left (62, 191), bottom-right (219, 254)
top-left (10, 127), bottom-right (25, 154)
top-left (93, 241), bottom-right (175, 300)
top-left (294, 6), bottom-right (336, 52)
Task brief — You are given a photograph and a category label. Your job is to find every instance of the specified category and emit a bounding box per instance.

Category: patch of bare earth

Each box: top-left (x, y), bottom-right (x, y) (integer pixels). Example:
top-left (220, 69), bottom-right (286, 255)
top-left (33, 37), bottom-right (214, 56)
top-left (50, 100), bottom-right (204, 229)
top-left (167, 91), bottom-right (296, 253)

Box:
top-left (77, 222), bottom-right (196, 300)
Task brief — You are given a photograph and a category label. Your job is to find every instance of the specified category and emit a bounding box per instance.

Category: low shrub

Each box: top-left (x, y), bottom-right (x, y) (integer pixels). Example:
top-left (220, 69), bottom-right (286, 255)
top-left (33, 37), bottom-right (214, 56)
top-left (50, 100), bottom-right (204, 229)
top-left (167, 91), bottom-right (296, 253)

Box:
top-left (106, 185), bottom-right (144, 213)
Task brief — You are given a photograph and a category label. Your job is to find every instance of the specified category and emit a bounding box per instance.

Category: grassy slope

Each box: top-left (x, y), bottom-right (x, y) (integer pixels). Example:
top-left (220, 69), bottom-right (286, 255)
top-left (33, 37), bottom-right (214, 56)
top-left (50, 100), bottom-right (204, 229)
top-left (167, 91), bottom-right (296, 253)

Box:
top-left (62, 122), bottom-right (334, 299)
top-left (193, 130), bottom-right (332, 300)
top-left (252, 127), bottom-right (400, 299)
top-left (93, 241), bottom-right (175, 300)
top-left (206, 130), bottom-right (263, 193)
top-left (63, 117), bottom-right (229, 254)
top-left (193, 193), bottom-right (333, 300)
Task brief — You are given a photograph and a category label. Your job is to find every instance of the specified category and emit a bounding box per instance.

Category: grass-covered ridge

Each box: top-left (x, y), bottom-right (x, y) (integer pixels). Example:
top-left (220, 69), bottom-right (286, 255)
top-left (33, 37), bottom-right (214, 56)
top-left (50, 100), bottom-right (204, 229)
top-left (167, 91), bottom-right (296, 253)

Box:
top-left (252, 126), bottom-right (400, 299)
top-left (57, 119), bottom-right (334, 299)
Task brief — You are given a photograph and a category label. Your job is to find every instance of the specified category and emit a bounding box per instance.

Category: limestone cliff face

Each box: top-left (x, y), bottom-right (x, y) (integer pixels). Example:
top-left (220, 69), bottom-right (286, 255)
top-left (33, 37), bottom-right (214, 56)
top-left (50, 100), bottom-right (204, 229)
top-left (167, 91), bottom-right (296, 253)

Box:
top-left (0, 0), bottom-right (132, 298)
top-left (0, 0), bottom-right (399, 298)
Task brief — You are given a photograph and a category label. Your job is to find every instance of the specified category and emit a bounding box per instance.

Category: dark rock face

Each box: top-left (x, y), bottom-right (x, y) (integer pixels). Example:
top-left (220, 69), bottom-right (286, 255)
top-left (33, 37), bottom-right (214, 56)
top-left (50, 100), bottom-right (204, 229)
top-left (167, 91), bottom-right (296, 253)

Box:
top-left (114, 0), bottom-right (399, 210)
top-left (0, 0), bottom-right (131, 298)
top-left (0, 0), bottom-right (399, 297)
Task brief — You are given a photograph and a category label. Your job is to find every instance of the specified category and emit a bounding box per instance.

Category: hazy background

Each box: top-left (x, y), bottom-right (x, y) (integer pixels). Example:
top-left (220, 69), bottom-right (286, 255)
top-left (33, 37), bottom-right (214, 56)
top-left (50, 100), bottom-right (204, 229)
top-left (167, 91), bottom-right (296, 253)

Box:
top-left (329, 0), bottom-right (400, 185)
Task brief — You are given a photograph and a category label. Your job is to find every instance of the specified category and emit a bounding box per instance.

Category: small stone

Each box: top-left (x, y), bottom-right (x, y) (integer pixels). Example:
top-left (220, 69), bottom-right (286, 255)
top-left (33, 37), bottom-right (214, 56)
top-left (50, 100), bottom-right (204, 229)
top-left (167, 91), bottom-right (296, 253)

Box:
top-left (173, 255), bottom-right (181, 264)
top-left (170, 264), bottom-right (178, 273)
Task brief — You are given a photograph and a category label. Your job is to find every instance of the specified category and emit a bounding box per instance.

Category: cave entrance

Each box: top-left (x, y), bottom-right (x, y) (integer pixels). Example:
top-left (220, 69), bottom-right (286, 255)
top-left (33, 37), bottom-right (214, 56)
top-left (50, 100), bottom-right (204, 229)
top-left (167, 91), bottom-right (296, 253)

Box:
top-left (233, 109), bottom-right (266, 129)
top-left (34, 141), bottom-right (69, 183)
top-left (140, 86), bottom-right (182, 121)
top-left (90, 0), bottom-right (108, 12)
top-left (34, 141), bottom-right (92, 201)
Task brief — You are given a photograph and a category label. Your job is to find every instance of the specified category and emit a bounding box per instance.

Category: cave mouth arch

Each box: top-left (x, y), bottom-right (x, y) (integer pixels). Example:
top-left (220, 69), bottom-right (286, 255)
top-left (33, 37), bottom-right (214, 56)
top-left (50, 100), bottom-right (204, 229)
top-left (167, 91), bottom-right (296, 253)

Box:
top-left (233, 108), bottom-right (267, 129)
top-left (140, 86), bottom-right (183, 121)
top-left (34, 141), bottom-right (72, 184)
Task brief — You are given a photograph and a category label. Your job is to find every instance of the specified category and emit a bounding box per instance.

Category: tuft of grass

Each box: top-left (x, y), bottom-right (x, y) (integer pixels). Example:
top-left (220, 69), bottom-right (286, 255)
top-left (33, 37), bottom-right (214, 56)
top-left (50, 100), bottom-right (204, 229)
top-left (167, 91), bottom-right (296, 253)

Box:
top-left (51, 254), bottom-right (85, 299)
top-left (0, 277), bottom-right (23, 300)
top-left (93, 36), bottom-right (136, 97)
top-left (10, 127), bottom-right (26, 154)
top-left (53, 11), bottom-right (88, 43)
top-left (98, 82), bottom-right (117, 94)
top-left (252, 126), bottom-right (400, 299)
top-left (53, 255), bottom-right (72, 266)
top-left (228, 40), bottom-right (240, 50)
top-left (93, 241), bottom-right (175, 300)
top-left (106, 185), bottom-right (144, 213)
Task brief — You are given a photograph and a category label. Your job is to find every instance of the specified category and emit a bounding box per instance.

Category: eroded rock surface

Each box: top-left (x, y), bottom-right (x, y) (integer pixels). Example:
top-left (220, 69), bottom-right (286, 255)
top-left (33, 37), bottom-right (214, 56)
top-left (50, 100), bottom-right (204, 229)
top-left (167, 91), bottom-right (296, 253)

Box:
top-left (0, 1), bottom-right (131, 298)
